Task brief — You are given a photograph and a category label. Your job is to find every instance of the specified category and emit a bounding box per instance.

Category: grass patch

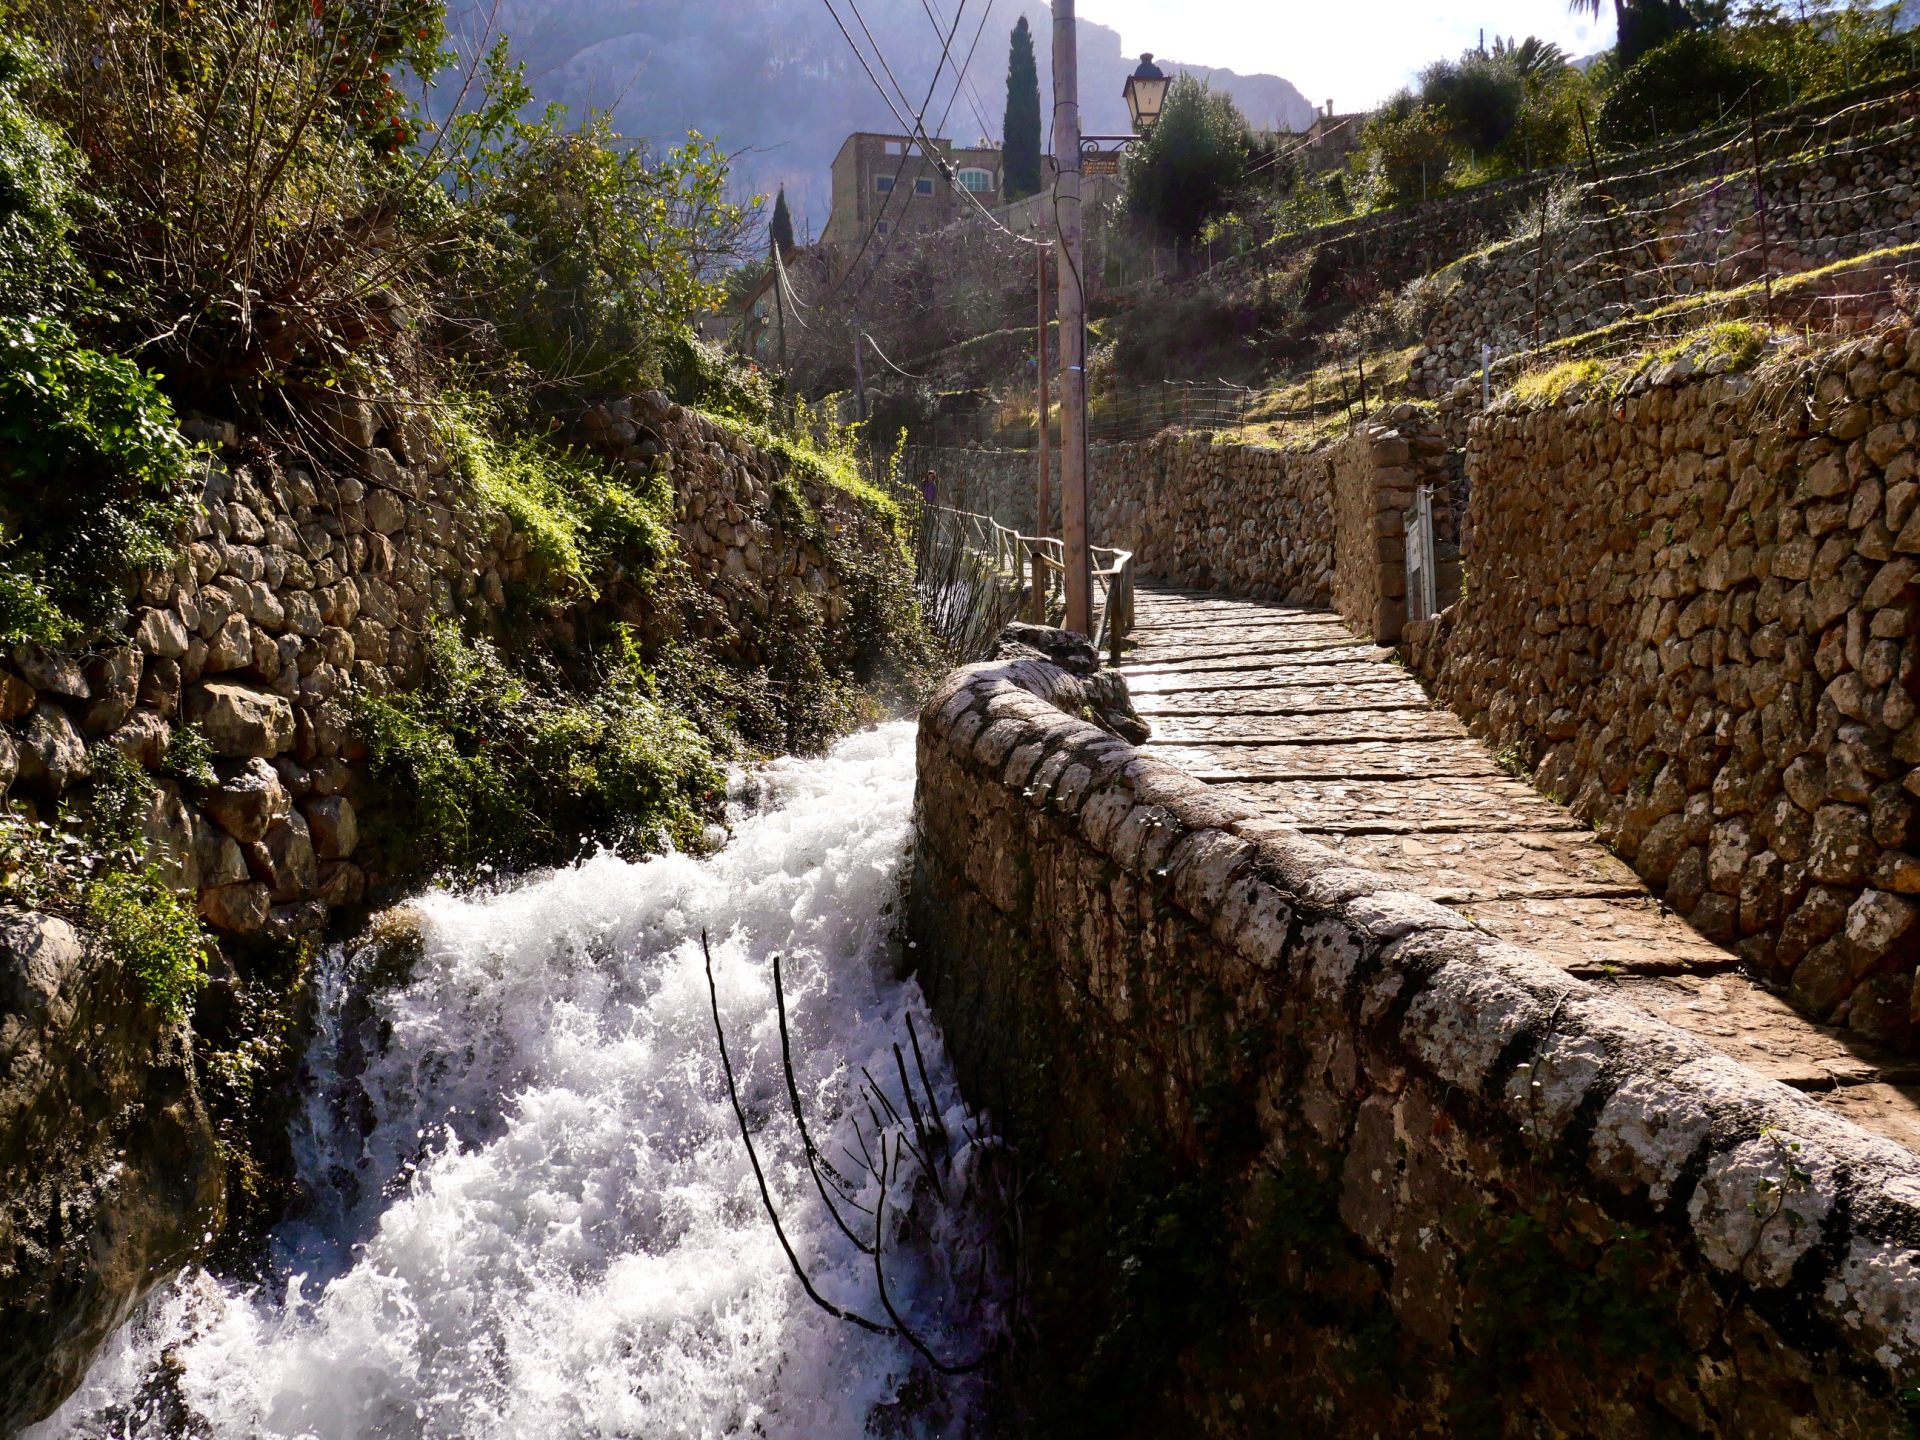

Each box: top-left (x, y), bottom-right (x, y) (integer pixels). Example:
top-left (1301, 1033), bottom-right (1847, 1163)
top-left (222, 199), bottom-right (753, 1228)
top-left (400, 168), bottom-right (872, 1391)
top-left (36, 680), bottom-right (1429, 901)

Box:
top-left (1511, 358), bottom-right (1607, 407)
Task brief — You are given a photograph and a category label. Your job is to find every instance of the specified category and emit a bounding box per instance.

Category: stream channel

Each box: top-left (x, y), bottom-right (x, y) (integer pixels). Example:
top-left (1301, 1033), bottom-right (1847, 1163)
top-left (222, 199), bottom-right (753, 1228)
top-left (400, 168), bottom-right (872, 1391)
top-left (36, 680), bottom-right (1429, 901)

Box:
top-left (33, 722), bottom-right (1002, 1439)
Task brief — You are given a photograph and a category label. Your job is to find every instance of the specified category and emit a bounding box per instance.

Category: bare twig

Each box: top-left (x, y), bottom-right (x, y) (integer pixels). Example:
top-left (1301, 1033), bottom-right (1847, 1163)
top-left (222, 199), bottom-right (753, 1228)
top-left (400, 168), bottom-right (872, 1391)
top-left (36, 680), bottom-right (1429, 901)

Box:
top-left (772, 953), bottom-right (877, 1244)
top-left (871, 1136), bottom-right (997, 1375)
top-left (702, 930), bottom-right (894, 1336)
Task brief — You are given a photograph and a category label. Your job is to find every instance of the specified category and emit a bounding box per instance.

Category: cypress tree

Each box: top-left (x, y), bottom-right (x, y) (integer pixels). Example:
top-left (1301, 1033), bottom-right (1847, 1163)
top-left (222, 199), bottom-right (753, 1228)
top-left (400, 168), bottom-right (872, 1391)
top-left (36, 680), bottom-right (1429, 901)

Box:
top-left (770, 186), bottom-right (795, 259)
top-left (1003, 18), bottom-right (1043, 201)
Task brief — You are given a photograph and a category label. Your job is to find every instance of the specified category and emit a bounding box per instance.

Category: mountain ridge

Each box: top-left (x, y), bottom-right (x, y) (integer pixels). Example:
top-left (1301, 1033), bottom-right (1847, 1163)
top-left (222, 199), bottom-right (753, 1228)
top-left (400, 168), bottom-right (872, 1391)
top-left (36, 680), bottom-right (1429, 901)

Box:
top-left (447, 1), bottom-right (1315, 233)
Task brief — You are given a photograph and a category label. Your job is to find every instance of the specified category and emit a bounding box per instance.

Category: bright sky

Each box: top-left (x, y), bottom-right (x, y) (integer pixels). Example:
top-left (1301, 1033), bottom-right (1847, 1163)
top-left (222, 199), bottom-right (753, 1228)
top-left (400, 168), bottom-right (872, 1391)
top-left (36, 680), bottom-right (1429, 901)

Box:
top-left (1076, 1), bottom-right (1619, 109)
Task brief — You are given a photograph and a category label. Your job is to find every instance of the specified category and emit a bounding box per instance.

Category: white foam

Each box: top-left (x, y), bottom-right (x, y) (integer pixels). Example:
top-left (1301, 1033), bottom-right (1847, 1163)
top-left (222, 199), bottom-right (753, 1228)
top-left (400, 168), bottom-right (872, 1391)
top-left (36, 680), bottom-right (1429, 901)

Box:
top-left (36, 722), bottom-right (996, 1439)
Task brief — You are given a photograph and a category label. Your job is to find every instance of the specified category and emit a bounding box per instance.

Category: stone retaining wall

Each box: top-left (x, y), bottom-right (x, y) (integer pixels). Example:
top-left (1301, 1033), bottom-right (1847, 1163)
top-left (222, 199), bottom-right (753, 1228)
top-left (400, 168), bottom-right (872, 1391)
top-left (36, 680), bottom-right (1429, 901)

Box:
top-left (1407, 326), bottom-right (1920, 1048)
top-left (1411, 99), bottom-right (1920, 396)
top-left (909, 649), bottom-right (1920, 1436)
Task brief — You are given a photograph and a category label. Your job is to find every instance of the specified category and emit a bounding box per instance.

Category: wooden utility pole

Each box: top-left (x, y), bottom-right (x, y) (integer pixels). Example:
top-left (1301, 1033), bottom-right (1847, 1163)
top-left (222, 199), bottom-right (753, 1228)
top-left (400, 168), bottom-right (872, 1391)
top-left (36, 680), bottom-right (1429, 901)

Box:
top-left (1052, 0), bottom-right (1091, 637)
top-left (1036, 244), bottom-right (1052, 537)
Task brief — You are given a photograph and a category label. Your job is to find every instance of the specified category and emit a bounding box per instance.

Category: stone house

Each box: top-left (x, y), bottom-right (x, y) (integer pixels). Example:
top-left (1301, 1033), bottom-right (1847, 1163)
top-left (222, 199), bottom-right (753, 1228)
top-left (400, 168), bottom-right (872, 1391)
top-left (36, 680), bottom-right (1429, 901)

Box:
top-left (820, 132), bottom-right (1013, 250)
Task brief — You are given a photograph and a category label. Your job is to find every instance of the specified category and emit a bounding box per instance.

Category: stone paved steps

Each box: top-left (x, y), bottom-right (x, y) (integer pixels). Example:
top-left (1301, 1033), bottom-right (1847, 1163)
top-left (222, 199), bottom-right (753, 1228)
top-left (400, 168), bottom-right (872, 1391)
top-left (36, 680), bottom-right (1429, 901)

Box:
top-left (1127, 647), bottom-right (1392, 676)
top-left (1210, 776), bottom-right (1576, 832)
top-left (1145, 738), bottom-right (1504, 780)
top-left (1147, 711), bottom-right (1470, 744)
top-left (1120, 584), bottom-right (1920, 1152)
top-left (1124, 666), bottom-right (1412, 696)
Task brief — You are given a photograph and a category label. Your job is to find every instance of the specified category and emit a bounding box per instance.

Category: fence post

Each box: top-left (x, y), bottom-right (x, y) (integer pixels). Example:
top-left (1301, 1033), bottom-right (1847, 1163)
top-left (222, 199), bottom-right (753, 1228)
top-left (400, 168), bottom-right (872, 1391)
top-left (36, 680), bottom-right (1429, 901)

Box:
top-left (1748, 89), bottom-right (1777, 328)
top-left (1028, 548), bottom-right (1047, 624)
top-left (1578, 102), bottom-right (1634, 321)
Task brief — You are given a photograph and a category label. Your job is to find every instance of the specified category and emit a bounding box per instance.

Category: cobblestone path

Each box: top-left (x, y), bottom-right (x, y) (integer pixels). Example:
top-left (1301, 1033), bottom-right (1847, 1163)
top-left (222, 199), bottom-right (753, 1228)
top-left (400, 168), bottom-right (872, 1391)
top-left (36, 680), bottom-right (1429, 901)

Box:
top-left (1122, 585), bottom-right (1920, 1151)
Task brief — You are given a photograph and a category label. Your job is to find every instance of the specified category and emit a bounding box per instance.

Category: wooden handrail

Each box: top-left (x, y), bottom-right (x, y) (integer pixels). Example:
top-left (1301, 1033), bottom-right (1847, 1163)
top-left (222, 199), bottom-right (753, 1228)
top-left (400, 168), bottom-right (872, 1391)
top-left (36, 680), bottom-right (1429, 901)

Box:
top-left (927, 504), bottom-right (1134, 663)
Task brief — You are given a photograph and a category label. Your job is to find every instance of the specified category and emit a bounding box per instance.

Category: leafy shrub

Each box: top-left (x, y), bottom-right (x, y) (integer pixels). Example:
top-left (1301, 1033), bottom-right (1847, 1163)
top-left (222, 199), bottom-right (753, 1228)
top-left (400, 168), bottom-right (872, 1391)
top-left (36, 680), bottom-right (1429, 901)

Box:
top-left (1597, 30), bottom-right (1787, 148)
top-left (355, 625), bottom-right (727, 880)
top-left (83, 867), bottom-right (209, 1021)
top-left (0, 313), bottom-right (193, 641)
top-left (440, 45), bottom-right (750, 394)
top-left (1124, 76), bottom-right (1254, 242)
top-left (661, 328), bottom-right (776, 425)
top-left (161, 722), bottom-right (219, 792)
top-left (442, 392), bottom-right (674, 598)
top-left (0, 34), bottom-right (81, 315)
top-left (0, 747), bottom-right (211, 1019)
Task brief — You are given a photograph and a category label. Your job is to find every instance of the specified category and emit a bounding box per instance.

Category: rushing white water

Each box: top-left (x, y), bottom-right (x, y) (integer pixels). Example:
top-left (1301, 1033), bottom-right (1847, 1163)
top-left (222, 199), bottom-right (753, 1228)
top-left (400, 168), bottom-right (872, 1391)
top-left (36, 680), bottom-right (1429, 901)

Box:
top-left (36, 722), bottom-right (1003, 1440)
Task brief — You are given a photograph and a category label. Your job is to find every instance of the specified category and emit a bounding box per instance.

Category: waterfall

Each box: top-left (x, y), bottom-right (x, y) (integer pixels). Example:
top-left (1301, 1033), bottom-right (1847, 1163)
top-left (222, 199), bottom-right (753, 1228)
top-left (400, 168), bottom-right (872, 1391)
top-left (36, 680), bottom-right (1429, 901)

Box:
top-left (35, 722), bottom-right (1002, 1440)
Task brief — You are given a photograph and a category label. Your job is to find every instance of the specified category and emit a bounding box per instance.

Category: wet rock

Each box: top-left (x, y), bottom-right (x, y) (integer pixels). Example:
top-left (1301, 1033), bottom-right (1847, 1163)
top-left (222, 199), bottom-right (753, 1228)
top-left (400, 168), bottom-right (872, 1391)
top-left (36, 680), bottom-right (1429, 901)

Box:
top-left (0, 907), bottom-right (222, 1435)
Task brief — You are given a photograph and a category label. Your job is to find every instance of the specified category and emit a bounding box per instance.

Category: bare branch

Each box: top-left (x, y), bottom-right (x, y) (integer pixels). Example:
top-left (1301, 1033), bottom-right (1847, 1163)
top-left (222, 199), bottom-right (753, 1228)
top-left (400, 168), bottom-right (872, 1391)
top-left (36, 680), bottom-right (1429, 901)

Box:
top-left (702, 930), bottom-right (894, 1336)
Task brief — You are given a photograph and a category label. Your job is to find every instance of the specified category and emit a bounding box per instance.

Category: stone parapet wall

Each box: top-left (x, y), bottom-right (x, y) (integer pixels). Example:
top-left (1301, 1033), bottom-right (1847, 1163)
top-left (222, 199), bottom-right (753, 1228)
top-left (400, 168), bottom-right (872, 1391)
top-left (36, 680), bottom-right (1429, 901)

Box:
top-left (909, 650), bottom-right (1920, 1436)
top-left (1407, 326), bottom-right (1920, 1046)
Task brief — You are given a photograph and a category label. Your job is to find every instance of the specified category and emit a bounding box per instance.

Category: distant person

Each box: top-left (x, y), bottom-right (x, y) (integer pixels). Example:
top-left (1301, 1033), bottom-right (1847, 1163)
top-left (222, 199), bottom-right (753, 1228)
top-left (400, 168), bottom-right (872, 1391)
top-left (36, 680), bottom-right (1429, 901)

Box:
top-left (921, 470), bottom-right (938, 508)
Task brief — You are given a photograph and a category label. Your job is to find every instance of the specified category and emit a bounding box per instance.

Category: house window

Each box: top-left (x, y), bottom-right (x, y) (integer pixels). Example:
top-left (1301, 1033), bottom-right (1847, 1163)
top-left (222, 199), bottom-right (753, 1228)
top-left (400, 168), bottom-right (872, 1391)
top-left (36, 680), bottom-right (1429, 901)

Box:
top-left (875, 175), bottom-right (895, 193)
top-left (957, 168), bottom-right (994, 193)
top-left (915, 177), bottom-right (935, 195)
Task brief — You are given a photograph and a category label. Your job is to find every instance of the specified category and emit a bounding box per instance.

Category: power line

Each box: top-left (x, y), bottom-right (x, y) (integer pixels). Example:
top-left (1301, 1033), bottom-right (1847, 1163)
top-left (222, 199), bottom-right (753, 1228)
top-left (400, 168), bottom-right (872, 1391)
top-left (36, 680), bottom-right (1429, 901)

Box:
top-left (815, 0), bottom-right (972, 302)
top-left (863, 331), bottom-right (928, 379)
top-left (919, 0), bottom-right (995, 141)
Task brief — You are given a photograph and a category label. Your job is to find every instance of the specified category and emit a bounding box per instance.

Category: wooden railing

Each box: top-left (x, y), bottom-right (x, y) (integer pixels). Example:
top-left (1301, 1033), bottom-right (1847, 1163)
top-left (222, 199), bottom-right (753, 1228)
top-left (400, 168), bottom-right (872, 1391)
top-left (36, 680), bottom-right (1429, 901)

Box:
top-left (928, 506), bottom-right (1134, 665)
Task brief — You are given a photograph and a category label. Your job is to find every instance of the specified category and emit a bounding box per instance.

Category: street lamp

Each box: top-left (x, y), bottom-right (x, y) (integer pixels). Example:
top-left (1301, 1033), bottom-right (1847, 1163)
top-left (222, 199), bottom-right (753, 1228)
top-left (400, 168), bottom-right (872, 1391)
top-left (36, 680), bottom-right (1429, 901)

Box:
top-left (1123, 53), bottom-right (1169, 134)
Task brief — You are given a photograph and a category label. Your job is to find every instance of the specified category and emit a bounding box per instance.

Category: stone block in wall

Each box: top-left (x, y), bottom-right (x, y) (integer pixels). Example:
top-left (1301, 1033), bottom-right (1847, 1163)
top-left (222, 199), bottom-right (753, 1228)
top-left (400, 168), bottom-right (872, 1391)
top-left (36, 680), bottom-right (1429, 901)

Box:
top-left (185, 681), bottom-right (294, 759)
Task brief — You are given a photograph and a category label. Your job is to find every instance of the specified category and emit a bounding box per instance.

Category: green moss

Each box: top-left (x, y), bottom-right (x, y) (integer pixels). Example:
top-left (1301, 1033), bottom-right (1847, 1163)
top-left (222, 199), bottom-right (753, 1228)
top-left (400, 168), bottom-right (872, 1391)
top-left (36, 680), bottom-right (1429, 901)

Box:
top-left (442, 392), bottom-right (674, 599)
top-left (1651, 319), bottom-right (1770, 374)
top-left (696, 405), bottom-right (906, 536)
top-left (1511, 358), bottom-right (1606, 407)
top-left (82, 867), bottom-right (210, 1021)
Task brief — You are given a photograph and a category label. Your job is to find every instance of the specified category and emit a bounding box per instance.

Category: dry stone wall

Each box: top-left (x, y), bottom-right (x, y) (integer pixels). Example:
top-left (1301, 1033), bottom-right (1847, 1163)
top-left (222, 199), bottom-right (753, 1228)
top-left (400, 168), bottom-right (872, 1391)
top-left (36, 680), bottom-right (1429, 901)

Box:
top-left (1330, 409), bottom-right (1457, 644)
top-left (910, 650), bottom-right (1920, 1437)
top-left (1411, 97), bottom-right (1920, 396)
top-left (1407, 326), bottom-right (1920, 1047)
